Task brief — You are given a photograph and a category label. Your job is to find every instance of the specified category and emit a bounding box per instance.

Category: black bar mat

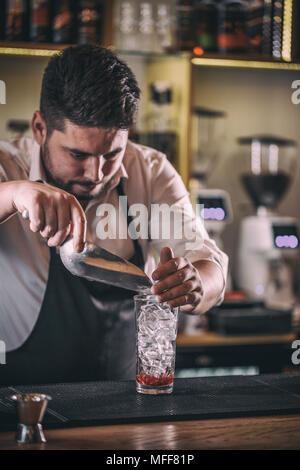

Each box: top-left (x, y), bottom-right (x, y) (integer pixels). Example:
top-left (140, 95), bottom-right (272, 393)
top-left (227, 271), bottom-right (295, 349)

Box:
top-left (0, 374), bottom-right (300, 431)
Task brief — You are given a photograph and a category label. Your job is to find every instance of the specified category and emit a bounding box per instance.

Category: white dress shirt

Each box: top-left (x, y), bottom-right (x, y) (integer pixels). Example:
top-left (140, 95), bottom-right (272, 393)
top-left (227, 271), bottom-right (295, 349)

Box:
top-left (0, 137), bottom-right (228, 351)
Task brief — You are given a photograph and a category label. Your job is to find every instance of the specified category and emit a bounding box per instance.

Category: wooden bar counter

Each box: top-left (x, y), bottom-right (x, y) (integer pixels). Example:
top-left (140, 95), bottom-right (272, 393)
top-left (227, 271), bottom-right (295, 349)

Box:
top-left (1, 374), bottom-right (300, 450)
top-left (0, 413), bottom-right (300, 450)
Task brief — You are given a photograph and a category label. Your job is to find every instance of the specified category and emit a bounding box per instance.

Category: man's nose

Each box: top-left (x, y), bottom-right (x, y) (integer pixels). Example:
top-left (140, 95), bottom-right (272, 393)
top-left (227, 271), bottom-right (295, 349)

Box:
top-left (84, 157), bottom-right (103, 183)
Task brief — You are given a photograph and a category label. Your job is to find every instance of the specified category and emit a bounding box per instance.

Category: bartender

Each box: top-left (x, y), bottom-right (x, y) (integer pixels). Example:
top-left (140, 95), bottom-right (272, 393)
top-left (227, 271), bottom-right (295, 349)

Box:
top-left (0, 45), bottom-right (228, 385)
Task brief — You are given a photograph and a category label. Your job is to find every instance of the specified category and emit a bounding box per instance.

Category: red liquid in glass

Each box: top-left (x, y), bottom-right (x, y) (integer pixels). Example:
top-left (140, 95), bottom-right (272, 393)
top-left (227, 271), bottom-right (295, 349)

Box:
top-left (136, 372), bottom-right (174, 387)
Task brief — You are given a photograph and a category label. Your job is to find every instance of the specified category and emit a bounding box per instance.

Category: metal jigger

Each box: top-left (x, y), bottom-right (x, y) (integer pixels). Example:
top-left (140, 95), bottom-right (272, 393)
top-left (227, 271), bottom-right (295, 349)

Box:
top-left (10, 393), bottom-right (52, 444)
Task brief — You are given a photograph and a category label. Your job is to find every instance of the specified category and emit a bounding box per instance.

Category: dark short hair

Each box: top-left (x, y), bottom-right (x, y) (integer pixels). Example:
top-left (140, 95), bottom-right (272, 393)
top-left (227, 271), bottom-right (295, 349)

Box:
top-left (40, 45), bottom-right (141, 135)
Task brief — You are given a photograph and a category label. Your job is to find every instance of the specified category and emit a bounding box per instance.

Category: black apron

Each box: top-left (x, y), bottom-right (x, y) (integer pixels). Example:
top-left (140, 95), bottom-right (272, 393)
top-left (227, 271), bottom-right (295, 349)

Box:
top-left (1, 179), bottom-right (144, 386)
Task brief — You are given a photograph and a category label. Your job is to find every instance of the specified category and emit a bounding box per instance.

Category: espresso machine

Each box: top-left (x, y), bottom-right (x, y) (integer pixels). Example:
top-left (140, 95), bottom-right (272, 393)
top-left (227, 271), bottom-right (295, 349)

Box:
top-left (236, 135), bottom-right (299, 309)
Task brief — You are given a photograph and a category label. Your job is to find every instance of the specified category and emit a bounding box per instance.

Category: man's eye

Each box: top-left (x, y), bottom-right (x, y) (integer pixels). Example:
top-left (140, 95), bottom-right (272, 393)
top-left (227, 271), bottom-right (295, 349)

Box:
top-left (104, 153), bottom-right (118, 160)
top-left (70, 153), bottom-right (86, 160)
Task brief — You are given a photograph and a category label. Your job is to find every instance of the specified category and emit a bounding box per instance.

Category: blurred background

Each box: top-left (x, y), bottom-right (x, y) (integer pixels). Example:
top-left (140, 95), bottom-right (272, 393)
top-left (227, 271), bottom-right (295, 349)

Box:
top-left (1, 0), bottom-right (300, 378)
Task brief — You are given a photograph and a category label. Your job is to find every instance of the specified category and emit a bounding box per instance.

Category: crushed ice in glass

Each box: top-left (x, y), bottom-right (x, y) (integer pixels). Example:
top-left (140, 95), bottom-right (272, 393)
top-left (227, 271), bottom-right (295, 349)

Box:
top-left (137, 300), bottom-right (177, 379)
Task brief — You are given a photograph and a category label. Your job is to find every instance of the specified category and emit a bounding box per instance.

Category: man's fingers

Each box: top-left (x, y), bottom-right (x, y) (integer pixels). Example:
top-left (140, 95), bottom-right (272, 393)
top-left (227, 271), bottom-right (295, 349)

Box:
top-left (70, 200), bottom-right (87, 253)
top-left (47, 224), bottom-right (71, 248)
top-left (18, 185), bottom-right (86, 251)
top-left (159, 246), bottom-right (174, 267)
top-left (168, 291), bottom-right (203, 310)
top-left (40, 203), bottom-right (57, 239)
top-left (28, 203), bottom-right (45, 233)
top-left (47, 199), bottom-right (72, 247)
top-left (151, 267), bottom-right (193, 295)
top-left (156, 279), bottom-right (200, 303)
top-left (152, 257), bottom-right (189, 281)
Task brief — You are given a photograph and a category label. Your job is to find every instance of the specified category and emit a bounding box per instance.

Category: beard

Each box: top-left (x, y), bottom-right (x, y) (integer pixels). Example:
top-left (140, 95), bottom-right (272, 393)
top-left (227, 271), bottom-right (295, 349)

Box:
top-left (41, 141), bottom-right (107, 201)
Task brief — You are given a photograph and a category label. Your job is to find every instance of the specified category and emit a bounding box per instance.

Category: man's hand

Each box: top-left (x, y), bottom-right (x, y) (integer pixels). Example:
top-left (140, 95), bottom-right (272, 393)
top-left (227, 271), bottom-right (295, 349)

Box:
top-left (11, 180), bottom-right (86, 252)
top-left (151, 247), bottom-right (204, 313)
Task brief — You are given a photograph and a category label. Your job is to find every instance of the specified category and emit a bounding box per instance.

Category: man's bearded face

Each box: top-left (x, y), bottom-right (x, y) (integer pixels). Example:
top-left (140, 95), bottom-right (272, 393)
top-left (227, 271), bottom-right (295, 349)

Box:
top-left (41, 120), bottom-right (128, 201)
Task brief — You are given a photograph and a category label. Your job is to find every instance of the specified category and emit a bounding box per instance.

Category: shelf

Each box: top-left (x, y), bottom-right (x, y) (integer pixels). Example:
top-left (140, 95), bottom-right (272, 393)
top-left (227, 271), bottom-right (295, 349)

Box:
top-left (1, 42), bottom-right (300, 70)
top-left (113, 48), bottom-right (190, 61)
top-left (0, 41), bottom-right (191, 60)
top-left (192, 52), bottom-right (300, 71)
top-left (0, 41), bottom-right (71, 57)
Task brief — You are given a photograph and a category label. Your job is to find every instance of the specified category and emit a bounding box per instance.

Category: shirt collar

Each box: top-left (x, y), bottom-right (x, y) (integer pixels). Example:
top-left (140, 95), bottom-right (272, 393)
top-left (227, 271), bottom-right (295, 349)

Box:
top-left (107, 162), bottom-right (128, 191)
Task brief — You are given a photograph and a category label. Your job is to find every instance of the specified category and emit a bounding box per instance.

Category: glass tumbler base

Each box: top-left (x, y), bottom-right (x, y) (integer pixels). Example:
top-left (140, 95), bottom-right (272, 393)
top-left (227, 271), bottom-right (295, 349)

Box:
top-left (136, 381), bottom-right (173, 395)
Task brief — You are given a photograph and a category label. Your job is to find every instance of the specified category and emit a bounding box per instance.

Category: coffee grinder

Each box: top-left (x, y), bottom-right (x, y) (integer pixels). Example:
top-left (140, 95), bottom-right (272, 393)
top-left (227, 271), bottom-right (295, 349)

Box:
top-left (237, 135), bottom-right (299, 309)
top-left (190, 107), bottom-right (226, 185)
top-left (190, 107), bottom-right (232, 287)
top-left (185, 107), bottom-right (232, 334)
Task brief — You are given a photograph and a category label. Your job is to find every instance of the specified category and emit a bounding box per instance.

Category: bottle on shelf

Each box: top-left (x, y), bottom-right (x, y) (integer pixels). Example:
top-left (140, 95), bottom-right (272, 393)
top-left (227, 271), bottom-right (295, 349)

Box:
top-left (138, 1), bottom-right (157, 52)
top-left (5, 0), bottom-right (28, 41)
top-left (30, 0), bottom-right (51, 43)
top-left (194, 0), bottom-right (218, 53)
top-left (113, 0), bottom-right (139, 52)
top-left (142, 81), bottom-right (178, 166)
top-left (0, 1), bottom-right (7, 40)
top-left (261, 0), bottom-right (272, 56)
top-left (218, 0), bottom-right (248, 54)
top-left (52, 0), bottom-right (75, 44)
top-left (246, 0), bottom-right (264, 54)
top-left (114, 0), bottom-right (177, 54)
top-left (272, 0), bottom-right (284, 59)
top-left (77, 0), bottom-right (103, 45)
top-left (176, 0), bottom-right (195, 51)
top-left (155, 0), bottom-right (177, 53)
top-left (290, 0), bottom-right (300, 61)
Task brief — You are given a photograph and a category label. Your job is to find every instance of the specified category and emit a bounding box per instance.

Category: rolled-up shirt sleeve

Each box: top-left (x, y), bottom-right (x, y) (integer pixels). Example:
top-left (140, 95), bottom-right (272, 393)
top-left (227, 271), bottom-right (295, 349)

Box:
top-left (148, 152), bottom-right (228, 306)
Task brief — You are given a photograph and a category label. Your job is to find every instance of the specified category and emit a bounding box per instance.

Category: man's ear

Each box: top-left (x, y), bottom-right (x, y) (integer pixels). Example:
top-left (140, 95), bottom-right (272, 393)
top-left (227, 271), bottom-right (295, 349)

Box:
top-left (32, 110), bottom-right (47, 146)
